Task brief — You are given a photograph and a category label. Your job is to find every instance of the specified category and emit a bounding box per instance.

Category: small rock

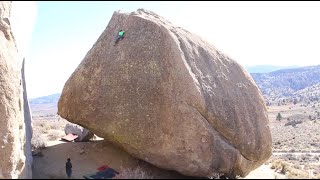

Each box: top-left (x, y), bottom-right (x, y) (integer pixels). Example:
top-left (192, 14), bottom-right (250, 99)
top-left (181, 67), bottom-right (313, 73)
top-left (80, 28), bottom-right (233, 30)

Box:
top-left (80, 150), bottom-right (85, 155)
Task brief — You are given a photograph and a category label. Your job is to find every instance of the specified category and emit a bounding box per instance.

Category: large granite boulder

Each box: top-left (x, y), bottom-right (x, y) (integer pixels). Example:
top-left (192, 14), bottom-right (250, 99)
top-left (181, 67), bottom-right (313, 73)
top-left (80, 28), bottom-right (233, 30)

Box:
top-left (58, 9), bottom-right (272, 177)
top-left (0, 2), bottom-right (33, 178)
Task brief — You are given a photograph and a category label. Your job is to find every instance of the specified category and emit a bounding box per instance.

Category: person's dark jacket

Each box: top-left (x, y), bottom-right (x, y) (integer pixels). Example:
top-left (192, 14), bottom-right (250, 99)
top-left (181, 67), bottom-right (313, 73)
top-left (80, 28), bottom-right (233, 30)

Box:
top-left (66, 161), bottom-right (72, 172)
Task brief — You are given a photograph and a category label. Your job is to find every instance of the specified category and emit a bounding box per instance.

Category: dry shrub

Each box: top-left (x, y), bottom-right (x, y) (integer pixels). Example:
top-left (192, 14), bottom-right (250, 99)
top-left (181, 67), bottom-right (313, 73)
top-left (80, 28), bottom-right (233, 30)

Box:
top-left (49, 121), bottom-right (63, 130)
top-left (113, 166), bottom-right (154, 179)
top-left (33, 119), bottom-right (66, 135)
top-left (43, 123), bottom-right (51, 132)
top-left (32, 120), bottom-right (50, 133)
top-left (33, 120), bottom-right (45, 128)
top-left (271, 159), bottom-right (309, 179)
top-left (280, 162), bottom-right (290, 174)
top-left (271, 159), bottom-right (288, 173)
top-left (47, 130), bottom-right (63, 141)
top-left (207, 173), bottom-right (224, 179)
top-left (31, 129), bottom-right (46, 150)
top-left (293, 163), bottom-right (301, 170)
top-left (286, 168), bottom-right (309, 179)
top-left (313, 173), bottom-right (320, 179)
top-left (33, 126), bottom-right (46, 134)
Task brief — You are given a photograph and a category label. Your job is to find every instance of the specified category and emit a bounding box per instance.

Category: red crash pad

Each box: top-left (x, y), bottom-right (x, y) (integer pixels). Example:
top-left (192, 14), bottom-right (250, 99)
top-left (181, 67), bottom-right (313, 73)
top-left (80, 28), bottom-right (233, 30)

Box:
top-left (98, 164), bottom-right (110, 171)
top-left (61, 133), bottom-right (78, 142)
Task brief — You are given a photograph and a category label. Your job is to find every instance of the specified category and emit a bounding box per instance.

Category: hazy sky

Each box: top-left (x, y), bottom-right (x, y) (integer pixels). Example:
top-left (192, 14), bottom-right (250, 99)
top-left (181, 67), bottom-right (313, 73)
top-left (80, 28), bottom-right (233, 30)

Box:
top-left (10, 1), bottom-right (320, 98)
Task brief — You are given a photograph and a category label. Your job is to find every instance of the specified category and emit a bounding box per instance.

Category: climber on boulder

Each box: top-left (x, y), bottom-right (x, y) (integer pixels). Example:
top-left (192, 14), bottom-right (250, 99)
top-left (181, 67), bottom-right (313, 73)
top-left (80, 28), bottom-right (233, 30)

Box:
top-left (114, 30), bottom-right (125, 46)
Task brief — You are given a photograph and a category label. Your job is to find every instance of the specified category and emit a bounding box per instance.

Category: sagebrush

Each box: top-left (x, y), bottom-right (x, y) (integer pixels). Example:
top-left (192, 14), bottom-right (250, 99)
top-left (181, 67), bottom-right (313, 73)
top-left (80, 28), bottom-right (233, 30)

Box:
top-left (113, 166), bottom-right (154, 179)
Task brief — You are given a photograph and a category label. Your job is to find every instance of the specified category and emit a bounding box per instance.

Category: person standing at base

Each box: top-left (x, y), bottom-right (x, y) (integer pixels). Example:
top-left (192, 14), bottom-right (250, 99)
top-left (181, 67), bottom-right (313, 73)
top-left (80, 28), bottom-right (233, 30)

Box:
top-left (66, 158), bottom-right (72, 178)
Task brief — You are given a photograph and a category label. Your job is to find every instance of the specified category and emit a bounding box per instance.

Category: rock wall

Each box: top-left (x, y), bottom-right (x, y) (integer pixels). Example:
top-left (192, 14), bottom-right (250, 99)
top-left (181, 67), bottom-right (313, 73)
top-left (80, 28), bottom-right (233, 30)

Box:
top-left (0, 2), bottom-right (33, 178)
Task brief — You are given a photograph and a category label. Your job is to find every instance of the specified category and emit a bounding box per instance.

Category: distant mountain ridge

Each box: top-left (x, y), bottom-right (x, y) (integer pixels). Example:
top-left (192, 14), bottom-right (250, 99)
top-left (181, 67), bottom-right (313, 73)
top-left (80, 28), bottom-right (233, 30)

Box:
top-left (251, 65), bottom-right (320, 100)
top-left (29, 93), bottom-right (60, 105)
top-left (245, 65), bottom-right (300, 73)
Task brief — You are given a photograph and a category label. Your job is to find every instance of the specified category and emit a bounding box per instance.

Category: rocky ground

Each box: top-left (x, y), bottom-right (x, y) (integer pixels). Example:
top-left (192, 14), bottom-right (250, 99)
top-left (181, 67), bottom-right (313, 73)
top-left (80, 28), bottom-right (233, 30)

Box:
top-left (265, 100), bottom-right (320, 179)
top-left (268, 103), bottom-right (320, 152)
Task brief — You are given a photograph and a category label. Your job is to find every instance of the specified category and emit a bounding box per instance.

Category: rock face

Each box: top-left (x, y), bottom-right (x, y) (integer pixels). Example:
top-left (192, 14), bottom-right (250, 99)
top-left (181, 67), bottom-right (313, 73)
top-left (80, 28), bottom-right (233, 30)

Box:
top-left (22, 58), bottom-right (33, 178)
top-left (0, 2), bottom-right (32, 178)
top-left (64, 123), bottom-right (94, 142)
top-left (58, 9), bottom-right (272, 177)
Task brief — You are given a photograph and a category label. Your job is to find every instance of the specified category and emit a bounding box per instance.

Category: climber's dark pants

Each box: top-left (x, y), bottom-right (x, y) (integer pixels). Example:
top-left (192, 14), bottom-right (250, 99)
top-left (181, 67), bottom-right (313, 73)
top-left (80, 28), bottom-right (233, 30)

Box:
top-left (66, 169), bottom-right (72, 178)
top-left (114, 35), bottom-right (124, 45)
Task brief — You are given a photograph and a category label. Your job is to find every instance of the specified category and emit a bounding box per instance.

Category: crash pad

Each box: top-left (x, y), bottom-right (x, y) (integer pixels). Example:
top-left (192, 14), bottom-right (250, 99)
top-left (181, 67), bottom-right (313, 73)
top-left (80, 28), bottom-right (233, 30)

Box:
top-left (83, 168), bottom-right (119, 179)
top-left (98, 164), bottom-right (110, 171)
top-left (61, 133), bottom-right (78, 142)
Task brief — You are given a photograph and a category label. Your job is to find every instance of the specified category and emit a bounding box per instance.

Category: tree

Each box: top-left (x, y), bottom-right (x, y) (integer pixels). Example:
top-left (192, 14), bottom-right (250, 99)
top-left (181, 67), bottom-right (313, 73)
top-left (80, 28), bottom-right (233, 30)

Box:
top-left (276, 113), bottom-right (282, 121)
top-left (266, 101), bottom-right (271, 106)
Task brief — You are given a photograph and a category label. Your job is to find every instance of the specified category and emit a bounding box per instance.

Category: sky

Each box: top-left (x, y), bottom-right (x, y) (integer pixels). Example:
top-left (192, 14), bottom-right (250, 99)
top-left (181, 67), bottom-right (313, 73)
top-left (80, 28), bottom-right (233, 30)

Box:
top-left (10, 1), bottom-right (320, 98)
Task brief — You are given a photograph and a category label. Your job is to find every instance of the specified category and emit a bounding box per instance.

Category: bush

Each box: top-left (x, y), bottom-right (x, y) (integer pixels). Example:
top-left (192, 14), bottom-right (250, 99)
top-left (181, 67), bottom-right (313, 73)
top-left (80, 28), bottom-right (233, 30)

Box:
top-left (271, 159), bottom-right (309, 179)
top-left (43, 123), bottom-right (51, 132)
top-left (293, 163), bottom-right (301, 170)
top-left (31, 130), bottom-right (46, 150)
top-left (33, 126), bottom-right (46, 134)
top-left (270, 160), bottom-right (280, 169)
top-left (33, 120), bottom-right (45, 128)
top-left (315, 174), bottom-right (320, 179)
top-left (284, 120), bottom-right (302, 127)
top-left (113, 166), bottom-right (154, 179)
top-left (47, 130), bottom-right (62, 141)
top-left (270, 159), bottom-right (289, 174)
top-left (33, 120), bottom-right (50, 133)
top-left (286, 168), bottom-right (309, 179)
top-left (33, 119), bottom-right (67, 135)
top-left (49, 121), bottom-right (63, 130)
top-left (276, 113), bottom-right (282, 121)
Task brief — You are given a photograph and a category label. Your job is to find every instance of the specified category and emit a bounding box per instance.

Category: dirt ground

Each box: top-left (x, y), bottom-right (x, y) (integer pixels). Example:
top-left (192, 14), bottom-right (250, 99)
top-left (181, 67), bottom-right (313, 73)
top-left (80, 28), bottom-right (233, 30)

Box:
top-left (32, 138), bottom-right (193, 179)
top-left (242, 164), bottom-right (279, 179)
top-left (32, 140), bottom-right (136, 179)
top-left (268, 104), bottom-right (320, 152)
top-left (32, 138), bottom-right (279, 179)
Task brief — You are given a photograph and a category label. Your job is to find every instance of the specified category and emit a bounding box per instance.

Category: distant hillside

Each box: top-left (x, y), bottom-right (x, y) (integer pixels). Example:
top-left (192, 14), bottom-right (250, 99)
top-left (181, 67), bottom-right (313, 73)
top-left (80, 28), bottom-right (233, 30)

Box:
top-left (29, 93), bottom-right (60, 105)
top-left (29, 93), bottom-right (61, 116)
top-left (251, 65), bottom-right (320, 100)
top-left (245, 65), bottom-right (300, 73)
top-left (293, 83), bottom-right (320, 102)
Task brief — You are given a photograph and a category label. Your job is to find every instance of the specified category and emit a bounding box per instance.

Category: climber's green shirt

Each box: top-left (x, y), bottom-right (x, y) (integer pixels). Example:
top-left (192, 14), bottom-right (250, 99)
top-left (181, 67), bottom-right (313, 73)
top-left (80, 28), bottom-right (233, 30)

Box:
top-left (118, 31), bottom-right (125, 37)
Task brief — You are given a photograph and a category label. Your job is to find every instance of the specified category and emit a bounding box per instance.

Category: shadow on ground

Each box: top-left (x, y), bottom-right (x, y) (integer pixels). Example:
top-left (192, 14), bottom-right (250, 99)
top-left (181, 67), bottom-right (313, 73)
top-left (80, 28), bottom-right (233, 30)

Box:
top-left (32, 140), bottom-right (205, 179)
